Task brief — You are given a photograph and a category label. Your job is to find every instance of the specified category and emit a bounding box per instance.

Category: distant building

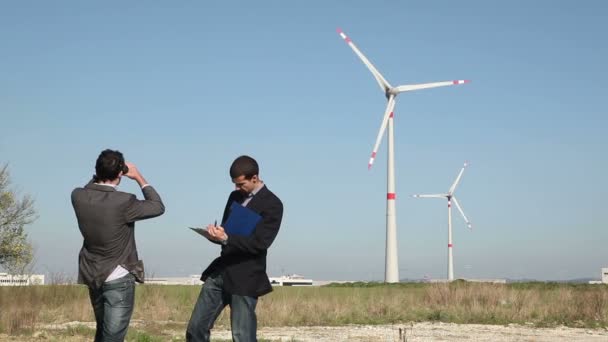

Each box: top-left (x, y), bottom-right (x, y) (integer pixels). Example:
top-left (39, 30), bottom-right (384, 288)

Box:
top-left (269, 274), bottom-right (313, 286)
top-left (590, 268), bottom-right (608, 284)
top-left (145, 275), bottom-right (203, 285)
top-left (144, 274), bottom-right (319, 286)
top-left (427, 278), bottom-right (506, 284)
top-left (466, 279), bottom-right (506, 284)
top-left (0, 273), bottom-right (45, 286)
top-left (312, 280), bottom-right (356, 286)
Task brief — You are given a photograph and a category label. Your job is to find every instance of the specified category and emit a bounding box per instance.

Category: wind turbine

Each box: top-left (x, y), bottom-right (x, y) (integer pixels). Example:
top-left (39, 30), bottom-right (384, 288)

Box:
top-left (337, 28), bottom-right (470, 283)
top-left (413, 162), bottom-right (473, 281)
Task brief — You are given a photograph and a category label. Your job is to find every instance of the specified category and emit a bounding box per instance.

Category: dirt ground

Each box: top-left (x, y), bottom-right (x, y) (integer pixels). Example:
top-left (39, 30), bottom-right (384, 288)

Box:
top-left (2, 321), bottom-right (608, 341)
top-left (246, 323), bottom-right (608, 341)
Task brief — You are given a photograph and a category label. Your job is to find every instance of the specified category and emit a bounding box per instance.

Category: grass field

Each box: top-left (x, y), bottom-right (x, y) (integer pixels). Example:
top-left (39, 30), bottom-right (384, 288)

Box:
top-left (1, 281), bottom-right (606, 340)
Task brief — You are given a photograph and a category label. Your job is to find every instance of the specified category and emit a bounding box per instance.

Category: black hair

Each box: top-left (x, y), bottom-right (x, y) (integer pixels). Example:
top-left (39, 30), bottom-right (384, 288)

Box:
top-left (93, 149), bottom-right (127, 182)
top-left (229, 155), bottom-right (259, 180)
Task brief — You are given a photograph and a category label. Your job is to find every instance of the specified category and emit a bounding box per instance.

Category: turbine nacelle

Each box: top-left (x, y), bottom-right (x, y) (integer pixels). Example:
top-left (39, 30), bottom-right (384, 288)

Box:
top-left (385, 89), bottom-right (395, 100)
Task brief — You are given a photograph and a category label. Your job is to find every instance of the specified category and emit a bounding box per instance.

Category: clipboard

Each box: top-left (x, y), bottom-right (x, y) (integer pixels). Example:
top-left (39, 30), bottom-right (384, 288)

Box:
top-left (189, 227), bottom-right (212, 240)
top-left (223, 201), bottom-right (262, 236)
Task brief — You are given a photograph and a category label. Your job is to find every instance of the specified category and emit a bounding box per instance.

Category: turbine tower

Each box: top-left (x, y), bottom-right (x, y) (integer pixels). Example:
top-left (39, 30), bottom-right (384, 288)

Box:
top-left (413, 162), bottom-right (473, 281)
top-left (337, 28), bottom-right (470, 283)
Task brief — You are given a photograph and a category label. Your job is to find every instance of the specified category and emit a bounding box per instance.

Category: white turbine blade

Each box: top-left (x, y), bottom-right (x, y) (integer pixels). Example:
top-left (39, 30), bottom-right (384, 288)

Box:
top-left (412, 194), bottom-right (447, 198)
top-left (368, 96), bottom-right (396, 169)
top-left (395, 80), bottom-right (470, 93)
top-left (452, 197), bottom-right (472, 229)
top-left (337, 28), bottom-right (392, 92)
top-left (448, 161), bottom-right (468, 195)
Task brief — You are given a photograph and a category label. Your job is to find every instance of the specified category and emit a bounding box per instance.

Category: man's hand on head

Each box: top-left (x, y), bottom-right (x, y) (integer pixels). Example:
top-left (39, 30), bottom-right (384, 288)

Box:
top-left (123, 162), bottom-right (140, 180)
top-left (123, 162), bottom-right (148, 188)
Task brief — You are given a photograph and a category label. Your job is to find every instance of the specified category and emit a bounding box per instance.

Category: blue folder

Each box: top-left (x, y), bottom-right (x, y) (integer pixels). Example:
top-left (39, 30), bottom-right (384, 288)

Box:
top-left (223, 201), bottom-right (262, 236)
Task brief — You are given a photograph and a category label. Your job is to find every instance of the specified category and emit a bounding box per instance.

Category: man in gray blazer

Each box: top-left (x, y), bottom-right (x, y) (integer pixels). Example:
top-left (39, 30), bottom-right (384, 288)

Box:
top-left (72, 149), bottom-right (165, 342)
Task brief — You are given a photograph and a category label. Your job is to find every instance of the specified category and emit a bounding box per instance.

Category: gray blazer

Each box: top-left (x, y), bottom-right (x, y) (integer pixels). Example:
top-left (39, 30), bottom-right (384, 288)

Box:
top-left (72, 180), bottom-right (165, 289)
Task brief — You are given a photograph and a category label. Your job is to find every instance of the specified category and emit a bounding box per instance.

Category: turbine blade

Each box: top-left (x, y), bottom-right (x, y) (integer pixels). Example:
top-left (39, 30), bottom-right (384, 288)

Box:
top-left (395, 80), bottom-right (470, 93)
top-left (452, 197), bottom-right (472, 229)
top-left (412, 194), bottom-right (446, 198)
top-left (368, 96), bottom-right (396, 169)
top-left (337, 28), bottom-right (392, 93)
top-left (448, 161), bottom-right (468, 195)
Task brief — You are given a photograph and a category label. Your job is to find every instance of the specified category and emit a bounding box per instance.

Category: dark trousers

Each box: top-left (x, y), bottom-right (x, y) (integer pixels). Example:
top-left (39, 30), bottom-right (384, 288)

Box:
top-left (186, 273), bottom-right (258, 342)
top-left (88, 273), bottom-right (136, 342)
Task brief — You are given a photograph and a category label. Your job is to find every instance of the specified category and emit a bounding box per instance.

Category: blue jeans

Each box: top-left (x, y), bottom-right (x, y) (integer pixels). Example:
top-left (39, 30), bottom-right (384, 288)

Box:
top-left (186, 273), bottom-right (258, 342)
top-left (88, 273), bottom-right (136, 342)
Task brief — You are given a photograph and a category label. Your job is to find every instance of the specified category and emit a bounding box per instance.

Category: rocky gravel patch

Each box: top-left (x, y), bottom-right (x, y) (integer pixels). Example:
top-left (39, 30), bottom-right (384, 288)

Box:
top-left (4, 321), bottom-right (607, 341)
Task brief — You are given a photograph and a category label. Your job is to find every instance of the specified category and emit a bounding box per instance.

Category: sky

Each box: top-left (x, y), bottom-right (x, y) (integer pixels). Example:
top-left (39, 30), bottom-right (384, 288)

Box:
top-left (1, 1), bottom-right (606, 282)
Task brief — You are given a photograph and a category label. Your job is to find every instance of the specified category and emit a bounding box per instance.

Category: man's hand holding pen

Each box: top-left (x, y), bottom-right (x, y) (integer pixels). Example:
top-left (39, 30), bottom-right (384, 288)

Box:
top-left (207, 221), bottom-right (228, 244)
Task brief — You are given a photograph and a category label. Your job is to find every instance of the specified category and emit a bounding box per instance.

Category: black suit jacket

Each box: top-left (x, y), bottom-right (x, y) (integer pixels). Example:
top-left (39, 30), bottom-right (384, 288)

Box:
top-left (202, 185), bottom-right (283, 297)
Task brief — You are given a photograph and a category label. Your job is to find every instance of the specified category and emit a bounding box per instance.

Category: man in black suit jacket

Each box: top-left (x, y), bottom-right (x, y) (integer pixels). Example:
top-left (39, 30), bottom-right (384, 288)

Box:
top-left (187, 155), bottom-right (283, 342)
top-left (72, 149), bottom-right (165, 342)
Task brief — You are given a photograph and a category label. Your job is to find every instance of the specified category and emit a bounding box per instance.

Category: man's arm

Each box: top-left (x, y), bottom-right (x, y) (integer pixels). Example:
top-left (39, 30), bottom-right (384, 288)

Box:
top-left (123, 162), bottom-right (165, 222)
top-left (125, 187), bottom-right (165, 222)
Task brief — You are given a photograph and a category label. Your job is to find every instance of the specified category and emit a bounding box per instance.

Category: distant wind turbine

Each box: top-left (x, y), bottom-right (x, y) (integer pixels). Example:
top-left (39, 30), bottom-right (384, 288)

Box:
top-left (413, 162), bottom-right (473, 281)
top-left (337, 28), bottom-right (470, 283)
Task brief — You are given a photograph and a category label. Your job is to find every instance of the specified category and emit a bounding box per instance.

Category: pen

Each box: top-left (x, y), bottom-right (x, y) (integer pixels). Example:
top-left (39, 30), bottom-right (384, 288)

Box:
top-left (214, 220), bottom-right (217, 227)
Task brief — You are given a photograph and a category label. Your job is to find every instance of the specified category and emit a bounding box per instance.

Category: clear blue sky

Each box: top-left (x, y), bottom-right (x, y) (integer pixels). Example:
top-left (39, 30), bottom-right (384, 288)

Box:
top-left (1, 1), bottom-right (606, 281)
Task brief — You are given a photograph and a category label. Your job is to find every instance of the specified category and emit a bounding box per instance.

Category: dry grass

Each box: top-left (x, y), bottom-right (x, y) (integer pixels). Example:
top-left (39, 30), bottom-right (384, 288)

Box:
top-left (1, 281), bottom-right (607, 336)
